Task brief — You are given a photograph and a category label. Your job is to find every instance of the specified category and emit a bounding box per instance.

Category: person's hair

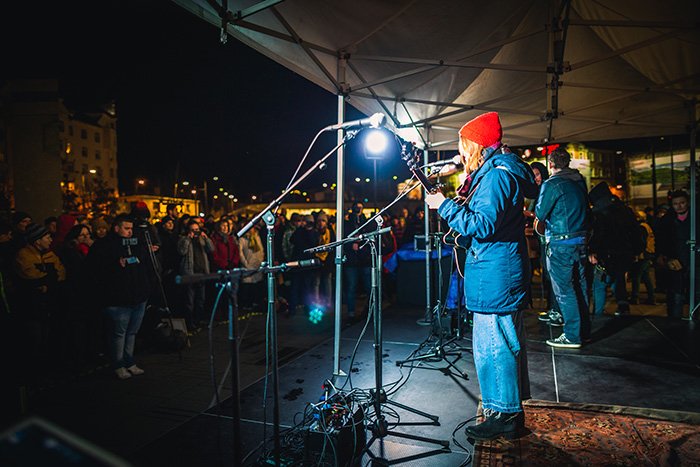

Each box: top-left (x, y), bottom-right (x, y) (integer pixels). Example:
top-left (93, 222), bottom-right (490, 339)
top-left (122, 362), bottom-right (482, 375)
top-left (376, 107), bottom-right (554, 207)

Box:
top-left (186, 219), bottom-right (200, 229)
top-left (65, 224), bottom-right (90, 245)
top-left (166, 203), bottom-right (177, 211)
top-left (44, 216), bottom-right (58, 226)
top-left (547, 148), bottom-right (571, 169)
top-left (670, 189), bottom-right (689, 201)
top-left (113, 214), bottom-right (133, 228)
top-left (459, 138), bottom-right (484, 174)
top-left (529, 161), bottom-right (549, 181)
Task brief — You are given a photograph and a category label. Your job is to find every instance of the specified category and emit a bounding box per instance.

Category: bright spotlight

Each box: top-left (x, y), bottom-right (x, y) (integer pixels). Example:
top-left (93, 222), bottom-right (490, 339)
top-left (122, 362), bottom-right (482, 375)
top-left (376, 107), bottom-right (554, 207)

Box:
top-left (364, 128), bottom-right (390, 159)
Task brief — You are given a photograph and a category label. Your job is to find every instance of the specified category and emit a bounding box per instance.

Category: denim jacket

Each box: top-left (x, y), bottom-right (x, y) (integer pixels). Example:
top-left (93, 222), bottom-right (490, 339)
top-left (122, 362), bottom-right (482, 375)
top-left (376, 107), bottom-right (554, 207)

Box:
top-left (438, 146), bottom-right (537, 313)
top-left (534, 168), bottom-right (589, 242)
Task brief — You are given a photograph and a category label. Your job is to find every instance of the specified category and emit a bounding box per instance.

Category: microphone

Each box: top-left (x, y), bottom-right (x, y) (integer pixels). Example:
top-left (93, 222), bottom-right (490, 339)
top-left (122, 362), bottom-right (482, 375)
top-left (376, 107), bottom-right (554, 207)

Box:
top-left (423, 155), bottom-right (462, 169)
top-left (324, 113), bottom-right (386, 131)
top-left (283, 258), bottom-right (320, 269)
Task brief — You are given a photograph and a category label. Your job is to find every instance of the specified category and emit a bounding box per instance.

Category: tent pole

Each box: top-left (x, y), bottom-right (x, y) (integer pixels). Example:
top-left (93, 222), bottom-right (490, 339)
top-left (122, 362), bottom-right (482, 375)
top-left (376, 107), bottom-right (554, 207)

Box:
top-left (333, 93), bottom-right (346, 377)
top-left (688, 99), bottom-right (697, 320)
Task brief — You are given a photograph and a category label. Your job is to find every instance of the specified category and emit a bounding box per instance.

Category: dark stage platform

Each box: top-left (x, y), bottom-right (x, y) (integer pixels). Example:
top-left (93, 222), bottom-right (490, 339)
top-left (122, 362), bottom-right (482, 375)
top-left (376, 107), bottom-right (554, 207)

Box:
top-left (128, 304), bottom-right (700, 466)
top-left (7, 289), bottom-right (700, 466)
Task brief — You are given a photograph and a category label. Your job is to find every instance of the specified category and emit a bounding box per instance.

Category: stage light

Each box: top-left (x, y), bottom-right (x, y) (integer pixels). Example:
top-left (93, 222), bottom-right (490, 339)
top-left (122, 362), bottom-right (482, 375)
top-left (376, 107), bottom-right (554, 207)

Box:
top-left (363, 128), bottom-right (390, 159)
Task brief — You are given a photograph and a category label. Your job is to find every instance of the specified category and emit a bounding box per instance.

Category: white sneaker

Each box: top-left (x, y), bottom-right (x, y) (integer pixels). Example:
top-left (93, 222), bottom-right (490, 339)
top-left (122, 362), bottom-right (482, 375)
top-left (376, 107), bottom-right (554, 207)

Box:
top-left (115, 367), bottom-right (132, 379)
top-left (127, 365), bottom-right (145, 376)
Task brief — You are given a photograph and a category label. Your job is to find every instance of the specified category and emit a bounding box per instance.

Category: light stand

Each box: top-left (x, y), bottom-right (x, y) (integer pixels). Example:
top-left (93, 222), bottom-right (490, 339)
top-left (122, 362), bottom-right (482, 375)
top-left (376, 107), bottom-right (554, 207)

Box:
top-left (307, 226), bottom-right (451, 465)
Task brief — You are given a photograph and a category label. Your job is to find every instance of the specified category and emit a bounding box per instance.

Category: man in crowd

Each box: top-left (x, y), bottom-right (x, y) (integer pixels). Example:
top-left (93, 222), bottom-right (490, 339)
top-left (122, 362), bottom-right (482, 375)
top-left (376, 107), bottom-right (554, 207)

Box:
top-left (313, 212), bottom-right (335, 307)
top-left (15, 223), bottom-right (66, 370)
top-left (11, 211), bottom-right (32, 252)
top-left (535, 148), bottom-right (590, 348)
top-left (656, 190), bottom-right (698, 318)
top-left (177, 219), bottom-right (214, 332)
top-left (88, 214), bottom-right (150, 380)
top-left (343, 202), bottom-right (372, 320)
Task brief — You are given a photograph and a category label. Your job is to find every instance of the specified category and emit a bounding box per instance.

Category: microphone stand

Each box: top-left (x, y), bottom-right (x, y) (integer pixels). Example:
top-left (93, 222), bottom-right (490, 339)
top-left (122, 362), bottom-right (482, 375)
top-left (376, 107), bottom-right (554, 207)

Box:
top-left (237, 130), bottom-right (360, 466)
top-left (307, 217), bottom-right (450, 465)
top-left (175, 267), bottom-right (250, 467)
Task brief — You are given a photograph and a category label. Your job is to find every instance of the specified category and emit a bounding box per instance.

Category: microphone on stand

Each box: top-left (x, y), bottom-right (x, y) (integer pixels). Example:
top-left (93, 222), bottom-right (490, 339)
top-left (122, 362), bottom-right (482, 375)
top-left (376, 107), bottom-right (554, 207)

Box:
top-left (422, 155), bottom-right (462, 169)
top-left (323, 113), bottom-right (386, 131)
top-left (282, 258), bottom-right (320, 269)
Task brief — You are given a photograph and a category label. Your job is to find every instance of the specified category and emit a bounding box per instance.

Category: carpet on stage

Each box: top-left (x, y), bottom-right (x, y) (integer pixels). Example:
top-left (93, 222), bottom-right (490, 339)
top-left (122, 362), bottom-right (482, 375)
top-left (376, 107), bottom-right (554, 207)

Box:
top-left (473, 400), bottom-right (700, 466)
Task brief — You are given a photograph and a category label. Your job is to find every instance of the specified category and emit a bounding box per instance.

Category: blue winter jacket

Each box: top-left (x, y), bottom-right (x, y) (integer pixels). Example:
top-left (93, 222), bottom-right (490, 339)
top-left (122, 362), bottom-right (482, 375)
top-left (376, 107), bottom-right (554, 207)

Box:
top-left (438, 146), bottom-right (537, 313)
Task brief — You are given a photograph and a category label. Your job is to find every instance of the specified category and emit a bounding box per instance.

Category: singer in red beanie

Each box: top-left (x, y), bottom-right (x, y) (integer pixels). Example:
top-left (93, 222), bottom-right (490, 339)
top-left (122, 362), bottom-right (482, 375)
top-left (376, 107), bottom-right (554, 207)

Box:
top-left (425, 112), bottom-right (537, 441)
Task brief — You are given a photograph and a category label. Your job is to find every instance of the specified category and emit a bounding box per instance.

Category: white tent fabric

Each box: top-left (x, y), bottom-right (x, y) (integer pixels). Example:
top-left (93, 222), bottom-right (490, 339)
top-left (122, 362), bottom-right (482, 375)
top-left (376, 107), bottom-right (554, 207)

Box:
top-left (174, 0), bottom-right (699, 148)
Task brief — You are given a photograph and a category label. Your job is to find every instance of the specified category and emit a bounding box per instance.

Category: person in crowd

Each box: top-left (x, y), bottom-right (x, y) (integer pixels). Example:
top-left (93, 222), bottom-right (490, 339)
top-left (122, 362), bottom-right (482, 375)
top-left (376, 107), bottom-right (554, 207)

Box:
top-left (131, 202), bottom-right (163, 308)
top-left (282, 213), bottom-right (302, 314)
top-left (156, 216), bottom-right (179, 304)
top-left (656, 190), bottom-right (698, 318)
top-left (166, 203), bottom-right (182, 234)
top-left (177, 219), bottom-right (214, 332)
top-left (288, 215), bottom-right (319, 313)
top-left (11, 211), bottom-right (32, 252)
top-left (238, 223), bottom-right (265, 311)
top-left (426, 111), bottom-right (536, 441)
top-left (88, 214), bottom-right (149, 379)
top-left (58, 224), bottom-right (99, 364)
top-left (313, 212), bottom-right (335, 307)
top-left (91, 217), bottom-right (110, 240)
top-left (402, 208), bottom-right (425, 247)
top-left (15, 223), bottom-right (66, 373)
top-left (210, 218), bottom-right (241, 317)
top-left (343, 202), bottom-right (372, 320)
top-left (535, 148), bottom-right (590, 347)
top-left (630, 210), bottom-right (656, 305)
top-left (588, 182), bottom-right (642, 316)
top-left (44, 216), bottom-right (58, 236)
top-left (51, 213), bottom-right (77, 251)
top-left (0, 222), bottom-right (15, 315)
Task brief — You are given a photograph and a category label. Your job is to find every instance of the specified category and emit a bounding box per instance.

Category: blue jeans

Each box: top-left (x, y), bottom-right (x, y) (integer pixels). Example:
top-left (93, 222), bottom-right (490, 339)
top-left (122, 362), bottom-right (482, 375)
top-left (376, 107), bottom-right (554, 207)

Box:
top-left (472, 310), bottom-right (527, 413)
top-left (104, 302), bottom-right (146, 369)
top-left (344, 266), bottom-right (371, 316)
top-left (592, 267), bottom-right (614, 315)
top-left (546, 243), bottom-right (589, 343)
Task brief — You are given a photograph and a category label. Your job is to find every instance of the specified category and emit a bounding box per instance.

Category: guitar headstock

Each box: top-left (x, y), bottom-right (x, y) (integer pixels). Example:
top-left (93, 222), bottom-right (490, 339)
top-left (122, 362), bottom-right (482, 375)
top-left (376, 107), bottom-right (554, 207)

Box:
top-left (400, 142), bottom-right (438, 193)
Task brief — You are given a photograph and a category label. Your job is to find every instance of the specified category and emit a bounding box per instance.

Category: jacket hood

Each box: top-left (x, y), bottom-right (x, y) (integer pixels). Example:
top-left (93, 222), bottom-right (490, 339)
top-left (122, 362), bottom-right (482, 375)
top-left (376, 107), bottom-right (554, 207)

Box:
top-left (553, 167), bottom-right (585, 183)
top-left (480, 146), bottom-right (538, 199)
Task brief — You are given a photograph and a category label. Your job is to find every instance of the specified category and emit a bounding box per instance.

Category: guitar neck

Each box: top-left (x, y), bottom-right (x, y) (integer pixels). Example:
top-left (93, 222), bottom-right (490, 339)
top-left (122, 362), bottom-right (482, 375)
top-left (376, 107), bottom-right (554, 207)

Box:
top-left (410, 166), bottom-right (437, 194)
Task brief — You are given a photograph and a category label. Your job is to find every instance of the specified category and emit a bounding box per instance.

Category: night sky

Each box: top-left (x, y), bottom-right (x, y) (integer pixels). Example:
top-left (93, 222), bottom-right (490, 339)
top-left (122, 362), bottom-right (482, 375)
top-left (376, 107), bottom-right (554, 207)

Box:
top-left (1, 0), bottom-right (411, 202)
top-left (2, 1), bottom-right (689, 204)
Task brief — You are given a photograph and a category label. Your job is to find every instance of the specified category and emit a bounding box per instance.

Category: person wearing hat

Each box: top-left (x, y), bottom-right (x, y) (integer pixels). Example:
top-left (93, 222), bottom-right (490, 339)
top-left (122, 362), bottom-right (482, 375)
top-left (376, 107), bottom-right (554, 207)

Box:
top-left (10, 211), bottom-right (32, 252)
top-left (14, 222), bottom-right (66, 369)
top-left (425, 112), bottom-right (537, 441)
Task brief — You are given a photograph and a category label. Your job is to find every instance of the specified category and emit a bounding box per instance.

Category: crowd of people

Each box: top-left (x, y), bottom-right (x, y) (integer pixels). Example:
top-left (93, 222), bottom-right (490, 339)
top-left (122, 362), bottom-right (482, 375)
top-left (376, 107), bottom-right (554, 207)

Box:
top-left (0, 199), bottom-right (433, 383)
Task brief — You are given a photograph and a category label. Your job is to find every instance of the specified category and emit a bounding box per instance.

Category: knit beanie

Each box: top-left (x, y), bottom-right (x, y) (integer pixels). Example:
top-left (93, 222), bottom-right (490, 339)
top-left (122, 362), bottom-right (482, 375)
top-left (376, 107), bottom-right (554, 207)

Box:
top-left (459, 112), bottom-right (502, 147)
top-left (25, 223), bottom-right (50, 244)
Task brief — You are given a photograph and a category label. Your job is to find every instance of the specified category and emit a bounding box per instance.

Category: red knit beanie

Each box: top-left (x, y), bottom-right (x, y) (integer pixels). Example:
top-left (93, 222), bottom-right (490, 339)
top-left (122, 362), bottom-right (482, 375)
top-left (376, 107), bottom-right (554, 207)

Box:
top-left (458, 112), bottom-right (502, 147)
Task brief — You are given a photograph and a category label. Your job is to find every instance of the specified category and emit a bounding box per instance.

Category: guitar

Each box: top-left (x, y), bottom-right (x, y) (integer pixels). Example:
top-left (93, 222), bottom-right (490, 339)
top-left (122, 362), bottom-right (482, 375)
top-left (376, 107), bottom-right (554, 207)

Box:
top-left (400, 144), bottom-right (471, 250)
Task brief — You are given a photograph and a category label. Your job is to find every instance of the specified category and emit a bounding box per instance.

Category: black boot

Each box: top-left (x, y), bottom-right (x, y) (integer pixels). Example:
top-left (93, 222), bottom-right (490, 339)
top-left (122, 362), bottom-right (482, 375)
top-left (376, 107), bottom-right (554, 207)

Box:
top-left (465, 410), bottom-right (524, 441)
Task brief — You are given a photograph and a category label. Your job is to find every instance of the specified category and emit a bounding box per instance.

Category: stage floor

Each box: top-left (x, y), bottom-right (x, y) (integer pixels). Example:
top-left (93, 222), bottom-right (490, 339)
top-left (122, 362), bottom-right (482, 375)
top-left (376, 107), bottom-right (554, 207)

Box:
top-left (127, 303), bottom-right (700, 466)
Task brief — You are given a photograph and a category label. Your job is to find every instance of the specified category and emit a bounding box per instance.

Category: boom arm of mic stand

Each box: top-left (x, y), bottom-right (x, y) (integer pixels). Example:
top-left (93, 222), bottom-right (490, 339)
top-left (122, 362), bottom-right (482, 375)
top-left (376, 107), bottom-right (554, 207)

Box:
top-left (237, 133), bottom-right (357, 238)
top-left (305, 227), bottom-right (392, 254)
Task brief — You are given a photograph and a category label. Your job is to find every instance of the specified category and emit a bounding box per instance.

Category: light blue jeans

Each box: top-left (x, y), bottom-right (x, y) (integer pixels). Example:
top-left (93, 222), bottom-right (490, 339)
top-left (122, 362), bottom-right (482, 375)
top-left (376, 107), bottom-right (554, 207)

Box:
top-left (546, 243), bottom-right (589, 343)
top-left (104, 302), bottom-right (147, 369)
top-left (472, 310), bottom-right (527, 413)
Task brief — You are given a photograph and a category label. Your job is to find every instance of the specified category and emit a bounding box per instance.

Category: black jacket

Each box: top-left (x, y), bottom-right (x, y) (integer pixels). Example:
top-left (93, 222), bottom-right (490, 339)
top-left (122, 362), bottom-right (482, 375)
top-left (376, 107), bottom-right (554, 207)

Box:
top-left (88, 233), bottom-right (150, 307)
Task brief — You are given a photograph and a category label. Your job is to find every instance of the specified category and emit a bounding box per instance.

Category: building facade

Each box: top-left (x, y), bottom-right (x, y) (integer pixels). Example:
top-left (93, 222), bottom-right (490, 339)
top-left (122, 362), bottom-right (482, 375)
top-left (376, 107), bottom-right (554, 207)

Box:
top-left (0, 80), bottom-right (119, 221)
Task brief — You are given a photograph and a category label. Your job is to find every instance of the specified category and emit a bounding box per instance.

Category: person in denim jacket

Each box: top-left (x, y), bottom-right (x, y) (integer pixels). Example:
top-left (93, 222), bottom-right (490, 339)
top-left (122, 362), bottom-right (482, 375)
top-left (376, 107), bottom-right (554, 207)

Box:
top-left (535, 148), bottom-right (590, 348)
top-left (426, 112), bottom-right (537, 441)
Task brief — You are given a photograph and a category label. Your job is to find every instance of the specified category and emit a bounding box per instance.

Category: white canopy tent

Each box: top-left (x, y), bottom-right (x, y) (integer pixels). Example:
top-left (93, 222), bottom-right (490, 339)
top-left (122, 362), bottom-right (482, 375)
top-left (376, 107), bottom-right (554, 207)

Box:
top-left (173, 0), bottom-right (700, 374)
